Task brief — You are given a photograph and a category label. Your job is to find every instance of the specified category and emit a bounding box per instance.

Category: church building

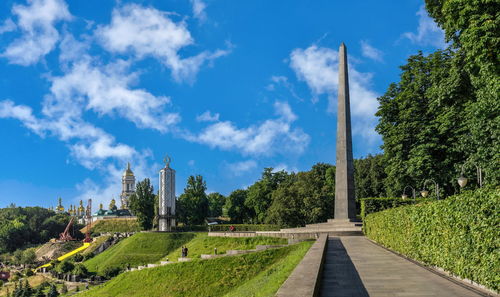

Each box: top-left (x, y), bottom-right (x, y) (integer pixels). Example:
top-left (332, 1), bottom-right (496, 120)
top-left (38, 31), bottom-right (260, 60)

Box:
top-left (120, 162), bottom-right (136, 209)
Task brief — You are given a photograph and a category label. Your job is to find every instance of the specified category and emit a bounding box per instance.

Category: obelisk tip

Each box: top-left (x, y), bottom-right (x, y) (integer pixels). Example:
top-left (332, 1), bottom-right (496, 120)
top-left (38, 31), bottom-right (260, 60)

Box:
top-left (340, 42), bottom-right (346, 49)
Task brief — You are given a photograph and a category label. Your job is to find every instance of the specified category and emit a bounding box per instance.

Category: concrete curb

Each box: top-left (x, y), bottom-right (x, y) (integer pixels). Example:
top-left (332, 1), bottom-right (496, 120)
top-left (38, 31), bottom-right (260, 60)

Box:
top-left (275, 234), bottom-right (328, 297)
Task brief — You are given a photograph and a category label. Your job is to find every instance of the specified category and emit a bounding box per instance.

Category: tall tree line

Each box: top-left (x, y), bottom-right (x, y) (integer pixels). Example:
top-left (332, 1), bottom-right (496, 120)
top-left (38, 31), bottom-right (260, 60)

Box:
top-left (376, 1), bottom-right (499, 197)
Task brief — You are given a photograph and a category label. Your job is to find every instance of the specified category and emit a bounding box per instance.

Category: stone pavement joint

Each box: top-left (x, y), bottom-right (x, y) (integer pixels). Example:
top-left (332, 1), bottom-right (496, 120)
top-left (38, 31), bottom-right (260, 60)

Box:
top-left (319, 236), bottom-right (485, 297)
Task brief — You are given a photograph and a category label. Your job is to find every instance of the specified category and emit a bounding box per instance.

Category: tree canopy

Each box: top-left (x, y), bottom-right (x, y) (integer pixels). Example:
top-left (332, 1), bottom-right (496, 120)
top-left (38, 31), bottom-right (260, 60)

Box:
top-left (129, 178), bottom-right (156, 230)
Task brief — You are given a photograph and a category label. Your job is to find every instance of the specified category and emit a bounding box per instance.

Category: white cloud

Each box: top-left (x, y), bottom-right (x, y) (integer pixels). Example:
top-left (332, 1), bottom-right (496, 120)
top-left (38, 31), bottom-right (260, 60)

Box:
top-left (74, 155), bottom-right (158, 210)
top-left (1, 0), bottom-right (71, 65)
top-left (289, 44), bottom-right (380, 143)
top-left (190, 0), bottom-right (207, 22)
top-left (196, 110), bottom-right (219, 122)
top-left (360, 40), bottom-right (383, 62)
top-left (48, 58), bottom-right (180, 132)
top-left (96, 3), bottom-right (228, 83)
top-left (272, 164), bottom-right (298, 173)
top-left (188, 102), bottom-right (310, 156)
top-left (0, 19), bottom-right (16, 34)
top-left (266, 75), bottom-right (303, 101)
top-left (402, 6), bottom-right (447, 48)
top-left (227, 160), bottom-right (257, 176)
top-left (0, 99), bottom-right (137, 168)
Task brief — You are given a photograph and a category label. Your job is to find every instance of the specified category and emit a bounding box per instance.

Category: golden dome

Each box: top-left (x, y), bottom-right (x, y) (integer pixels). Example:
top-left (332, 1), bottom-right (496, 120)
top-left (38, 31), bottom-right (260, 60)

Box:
top-left (123, 162), bottom-right (134, 177)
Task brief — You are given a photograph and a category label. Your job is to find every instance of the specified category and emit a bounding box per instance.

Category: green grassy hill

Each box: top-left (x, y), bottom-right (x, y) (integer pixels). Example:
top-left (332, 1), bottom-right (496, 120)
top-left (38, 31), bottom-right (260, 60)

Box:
top-left (84, 233), bottom-right (195, 275)
top-left (81, 241), bottom-right (313, 297)
top-left (163, 233), bottom-right (288, 262)
top-left (84, 218), bottom-right (141, 234)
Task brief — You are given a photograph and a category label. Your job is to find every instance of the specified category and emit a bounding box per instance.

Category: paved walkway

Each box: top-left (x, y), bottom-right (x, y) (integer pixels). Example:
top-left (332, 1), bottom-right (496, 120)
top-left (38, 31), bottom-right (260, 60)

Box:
top-left (319, 236), bottom-right (483, 297)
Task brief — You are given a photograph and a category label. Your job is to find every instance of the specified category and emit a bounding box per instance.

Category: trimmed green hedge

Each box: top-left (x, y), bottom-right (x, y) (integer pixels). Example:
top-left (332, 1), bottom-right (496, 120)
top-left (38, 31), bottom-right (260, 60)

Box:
top-left (360, 197), bottom-right (431, 220)
top-left (209, 224), bottom-right (281, 232)
top-left (364, 188), bottom-right (500, 291)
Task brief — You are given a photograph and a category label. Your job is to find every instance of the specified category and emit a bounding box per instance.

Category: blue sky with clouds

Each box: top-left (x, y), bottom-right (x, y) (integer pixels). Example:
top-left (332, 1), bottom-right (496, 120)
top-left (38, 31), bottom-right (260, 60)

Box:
top-left (0, 0), bottom-right (446, 209)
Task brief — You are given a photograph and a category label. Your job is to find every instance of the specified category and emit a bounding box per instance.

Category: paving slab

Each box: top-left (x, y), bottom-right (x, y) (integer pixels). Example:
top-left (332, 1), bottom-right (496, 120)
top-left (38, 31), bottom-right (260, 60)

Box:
top-left (319, 236), bottom-right (483, 297)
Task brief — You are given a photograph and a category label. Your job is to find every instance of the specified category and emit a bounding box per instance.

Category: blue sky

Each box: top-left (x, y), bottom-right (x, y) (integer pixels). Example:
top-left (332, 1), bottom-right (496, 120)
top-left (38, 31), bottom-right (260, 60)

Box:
top-left (0, 0), bottom-right (446, 209)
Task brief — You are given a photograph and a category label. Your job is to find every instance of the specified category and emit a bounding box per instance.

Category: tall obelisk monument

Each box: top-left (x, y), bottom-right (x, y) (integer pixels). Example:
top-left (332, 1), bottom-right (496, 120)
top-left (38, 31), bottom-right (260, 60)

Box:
top-left (334, 43), bottom-right (356, 220)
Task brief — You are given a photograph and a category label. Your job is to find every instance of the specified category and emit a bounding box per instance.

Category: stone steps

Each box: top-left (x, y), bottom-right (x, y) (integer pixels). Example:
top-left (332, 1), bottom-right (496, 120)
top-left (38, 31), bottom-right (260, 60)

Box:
top-left (280, 219), bottom-right (363, 235)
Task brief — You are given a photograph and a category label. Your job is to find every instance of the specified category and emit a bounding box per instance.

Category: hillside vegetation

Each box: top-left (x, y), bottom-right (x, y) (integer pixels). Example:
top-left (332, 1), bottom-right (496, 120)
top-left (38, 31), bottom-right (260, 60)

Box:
top-left (86, 218), bottom-right (141, 234)
top-left (364, 188), bottom-right (499, 291)
top-left (84, 233), bottom-right (195, 276)
top-left (163, 233), bottom-right (287, 262)
top-left (82, 241), bottom-right (313, 297)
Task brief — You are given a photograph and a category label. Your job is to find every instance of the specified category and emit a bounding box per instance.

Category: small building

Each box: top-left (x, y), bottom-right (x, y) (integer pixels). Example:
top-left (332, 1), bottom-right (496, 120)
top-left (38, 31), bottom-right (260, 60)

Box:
top-left (93, 201), bottom-right (134, 220)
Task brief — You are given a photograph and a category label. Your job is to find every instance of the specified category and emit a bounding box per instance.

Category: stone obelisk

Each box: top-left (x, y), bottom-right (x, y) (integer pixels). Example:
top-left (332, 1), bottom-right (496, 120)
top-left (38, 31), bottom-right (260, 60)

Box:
top-left (334, 43), bottom-right (356, 220)
top-left (159, 155), bottom-right (176, 231)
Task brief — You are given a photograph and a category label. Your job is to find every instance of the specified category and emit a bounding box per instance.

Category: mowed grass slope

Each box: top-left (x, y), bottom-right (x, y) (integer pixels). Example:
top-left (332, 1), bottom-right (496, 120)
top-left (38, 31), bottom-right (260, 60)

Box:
top-left (84, 233), bottom-right (195, 275)
top-left (82, 241), bottom-right (313, 297)
top-left (164, 233), bottom-right (288, 261)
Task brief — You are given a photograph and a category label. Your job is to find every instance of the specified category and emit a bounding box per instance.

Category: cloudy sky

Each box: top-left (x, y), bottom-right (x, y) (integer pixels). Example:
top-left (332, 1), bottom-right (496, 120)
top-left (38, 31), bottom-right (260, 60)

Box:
top-left (0, 0), bottom-right (446, 209)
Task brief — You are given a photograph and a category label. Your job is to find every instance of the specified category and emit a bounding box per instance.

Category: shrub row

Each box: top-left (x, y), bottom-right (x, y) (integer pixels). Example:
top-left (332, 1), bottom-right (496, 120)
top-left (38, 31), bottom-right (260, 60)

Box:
top-left (363, 188), bottom-right (499, 291)
top-left (360, 197), bottom-right (431, 220)
top-left (209, 224), bottom-right (280, 232)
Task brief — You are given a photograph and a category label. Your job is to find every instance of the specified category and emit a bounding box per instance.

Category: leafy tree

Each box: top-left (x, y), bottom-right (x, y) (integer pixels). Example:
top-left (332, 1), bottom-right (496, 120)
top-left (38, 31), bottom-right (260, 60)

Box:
top-left (225, 189), bottom-right (251, 223)
top-left (266, 163), bottom-right (335, 227)
top-left (129, 178), bottom-right (156, 230)
top-left (20, 249), bottom-right (36, 266)
top-left (377, 1), bottom-right (499, 195)
top-left (46, 284), bottom-right (59, 297)
top-left (354, 154), bottom-right (387, 198)
top-left (207, 192), bottom-right (226, 217)
top-left (245, 168), bottom-right (290, 223)
top-left (177, 175), bottom-right (209, 225)
top-left (55, 259), bottom-right (74, 274)
top-left (0, 207), bottom-right (79, 254)
top-left (72, 263), bottom-right (88, 277)
top-left (376, 50), bottom-right (477, 197)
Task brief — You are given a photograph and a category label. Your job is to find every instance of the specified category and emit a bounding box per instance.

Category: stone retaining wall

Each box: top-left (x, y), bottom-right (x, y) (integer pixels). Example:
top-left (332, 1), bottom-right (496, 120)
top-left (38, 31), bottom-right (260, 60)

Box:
top-left (275, 234), bottom-right (328, 297)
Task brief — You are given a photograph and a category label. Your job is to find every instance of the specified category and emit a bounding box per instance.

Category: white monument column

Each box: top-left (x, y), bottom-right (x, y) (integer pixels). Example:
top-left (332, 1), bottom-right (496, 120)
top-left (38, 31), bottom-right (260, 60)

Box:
top-left (159, 155), bottom-right (176, 231)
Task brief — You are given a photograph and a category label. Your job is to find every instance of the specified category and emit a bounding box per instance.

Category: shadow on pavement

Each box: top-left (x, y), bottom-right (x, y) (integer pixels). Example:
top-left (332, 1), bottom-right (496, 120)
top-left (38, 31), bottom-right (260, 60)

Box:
top-left (319, 237), bottom-right (369, 297)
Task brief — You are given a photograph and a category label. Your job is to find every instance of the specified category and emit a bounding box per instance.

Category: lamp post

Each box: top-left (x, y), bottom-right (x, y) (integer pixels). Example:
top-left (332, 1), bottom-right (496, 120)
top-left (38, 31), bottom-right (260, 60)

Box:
top-left (421, 179), bottom-right (439, 200)
top-left (458, 162), bottom-right (483, 188)
top-left (402, 186), bottom-right (415, 200)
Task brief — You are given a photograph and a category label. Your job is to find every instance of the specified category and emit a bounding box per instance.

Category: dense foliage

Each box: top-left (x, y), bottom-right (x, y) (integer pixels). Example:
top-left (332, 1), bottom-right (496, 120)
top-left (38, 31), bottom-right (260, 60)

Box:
top-left (376, 2), bottom-right (499, 197)
top-left (177, 175), bottom-right (209, 225)
top-left (360, 197), bottom-right (430, 220)
top-left (364, 188), bottom-right (499, 291)
top-left (207, 192), bottom-right (226, 217)
top-left (129, 178), bottom-right (156, 230)
top-left (0, 207), bottom-right (79, 253)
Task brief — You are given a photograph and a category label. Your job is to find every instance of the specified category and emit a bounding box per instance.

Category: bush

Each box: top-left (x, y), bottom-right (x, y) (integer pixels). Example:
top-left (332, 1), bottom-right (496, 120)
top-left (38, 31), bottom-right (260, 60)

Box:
top-left (100, 266), bottom-right (122, 279)
top-left (55, 259), bottom-right (74, 274)
top-left (72, 263), bottom-right (89, 278)
top-left (209, 224), bottom-right (280, 232)
top-left (364, 188), bottom-right (499, 291)
top-left (24, 268), bottom-right (34, 277)
top-left (360, 197), bottom-right (431, 220)
top-left (72, 253), bottom-right (84, 262)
